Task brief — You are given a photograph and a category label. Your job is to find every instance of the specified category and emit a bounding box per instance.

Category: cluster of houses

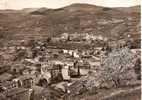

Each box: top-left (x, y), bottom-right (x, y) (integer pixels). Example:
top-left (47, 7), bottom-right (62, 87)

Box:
top-left (51, 32), bottom-right (108, 43)
top-left (0, 38), bottom-right (104, 100)
top-left (0, 34), bottom-right (140, 100)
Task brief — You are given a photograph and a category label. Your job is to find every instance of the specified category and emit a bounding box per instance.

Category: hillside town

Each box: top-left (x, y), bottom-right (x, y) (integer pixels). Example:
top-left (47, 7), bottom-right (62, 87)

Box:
top-left (0, 1), bottom-right (141, 100)
top-left (0, 31), bottom-right (141, 100)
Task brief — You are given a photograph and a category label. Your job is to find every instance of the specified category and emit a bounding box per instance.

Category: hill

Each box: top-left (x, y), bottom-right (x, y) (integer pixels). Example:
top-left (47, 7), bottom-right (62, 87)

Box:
top-left (0, 3), bottom-right (140, 43)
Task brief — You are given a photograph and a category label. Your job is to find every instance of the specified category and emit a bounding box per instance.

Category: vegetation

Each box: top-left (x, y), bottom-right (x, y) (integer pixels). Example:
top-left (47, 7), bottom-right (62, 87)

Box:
top-left (100, 47), bottom-right (136, 87)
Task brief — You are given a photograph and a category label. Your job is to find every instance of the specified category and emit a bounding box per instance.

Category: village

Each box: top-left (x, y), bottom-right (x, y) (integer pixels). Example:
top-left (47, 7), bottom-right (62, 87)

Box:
top-left (0, 32), bottom-right (140, 100)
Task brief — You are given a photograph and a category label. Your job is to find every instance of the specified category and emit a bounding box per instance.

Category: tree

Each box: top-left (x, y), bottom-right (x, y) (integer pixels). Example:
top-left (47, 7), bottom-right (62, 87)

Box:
top-left (133, 52), bottom-right (141, 80)
top-left (99, 47), bottom-right (136, 87)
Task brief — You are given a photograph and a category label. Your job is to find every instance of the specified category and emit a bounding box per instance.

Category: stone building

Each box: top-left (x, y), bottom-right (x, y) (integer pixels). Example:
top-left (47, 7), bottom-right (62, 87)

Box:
top-left (13, 75), bottom-right (35, 88)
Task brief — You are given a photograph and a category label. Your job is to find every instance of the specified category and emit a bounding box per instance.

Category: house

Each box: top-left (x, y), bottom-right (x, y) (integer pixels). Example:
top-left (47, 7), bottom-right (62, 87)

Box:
top-left (68, 33), bottom-right (82, 41)
top-left (50, 64), bottom-right (63, 83)
top-left (51, 37), bottom-right (61, 43)
top-left (68, 50), bottom-right (73, 56)
top-left (3, 88), bottom-right (32, 100)
top-left (0, 81), bottom-right (18, 91)
top-left (73, 50), bottom-right (80, 58)
top-left (13, 75), bottom-right (35, 88)
top-left (68, 64), bottom-right (81, 77)
top-left (60, 33), bottom-right (69, 41)
top-left (63, 49), bottom-right (68, 54)
top-left (62, 66), bottom-right (71, 81)
top-left (40, 63), bottom-right (64, 84)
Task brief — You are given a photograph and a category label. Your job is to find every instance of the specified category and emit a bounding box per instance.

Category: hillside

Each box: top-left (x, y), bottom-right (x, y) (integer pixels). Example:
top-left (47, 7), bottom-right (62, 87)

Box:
top-left (0, 3), bottom-right (140, 42)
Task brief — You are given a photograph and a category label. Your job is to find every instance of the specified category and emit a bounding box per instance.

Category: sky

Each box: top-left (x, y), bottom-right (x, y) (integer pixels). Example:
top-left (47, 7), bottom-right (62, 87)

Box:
top-left (0, 0), bottom-right (140, 9)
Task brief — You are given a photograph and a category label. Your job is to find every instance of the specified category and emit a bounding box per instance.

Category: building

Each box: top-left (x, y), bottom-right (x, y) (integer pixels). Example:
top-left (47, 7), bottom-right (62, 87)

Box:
top-left (39, 63), bottom-right (64, 85)
top-left (62, 66), bottom-right (71, 81)
top-left (3, 88), bottom-right (32, 100)
top-left (0, 81), bottom-right (18, 91)
top-left (13, 75), bottom-right (35, 88)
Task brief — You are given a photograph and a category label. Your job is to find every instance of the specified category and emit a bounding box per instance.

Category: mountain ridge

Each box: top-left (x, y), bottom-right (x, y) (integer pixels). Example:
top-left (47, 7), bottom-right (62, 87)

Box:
top-left (0, 3), bottom-right (140, 43)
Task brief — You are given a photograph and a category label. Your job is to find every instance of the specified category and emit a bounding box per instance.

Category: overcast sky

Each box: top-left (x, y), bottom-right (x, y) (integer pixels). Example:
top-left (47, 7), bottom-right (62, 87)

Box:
top-left (0, 0), bottom-right (140, 9)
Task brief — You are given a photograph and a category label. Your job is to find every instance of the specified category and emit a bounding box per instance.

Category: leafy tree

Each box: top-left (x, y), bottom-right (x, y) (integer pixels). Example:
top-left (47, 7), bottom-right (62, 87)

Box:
top-left (100, 47), bottom-right (136, 87)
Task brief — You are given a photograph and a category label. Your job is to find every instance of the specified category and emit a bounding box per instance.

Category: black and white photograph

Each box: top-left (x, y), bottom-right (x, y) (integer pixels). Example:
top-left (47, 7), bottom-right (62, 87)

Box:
top-left (0, 0), bottom-right (141, 100)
